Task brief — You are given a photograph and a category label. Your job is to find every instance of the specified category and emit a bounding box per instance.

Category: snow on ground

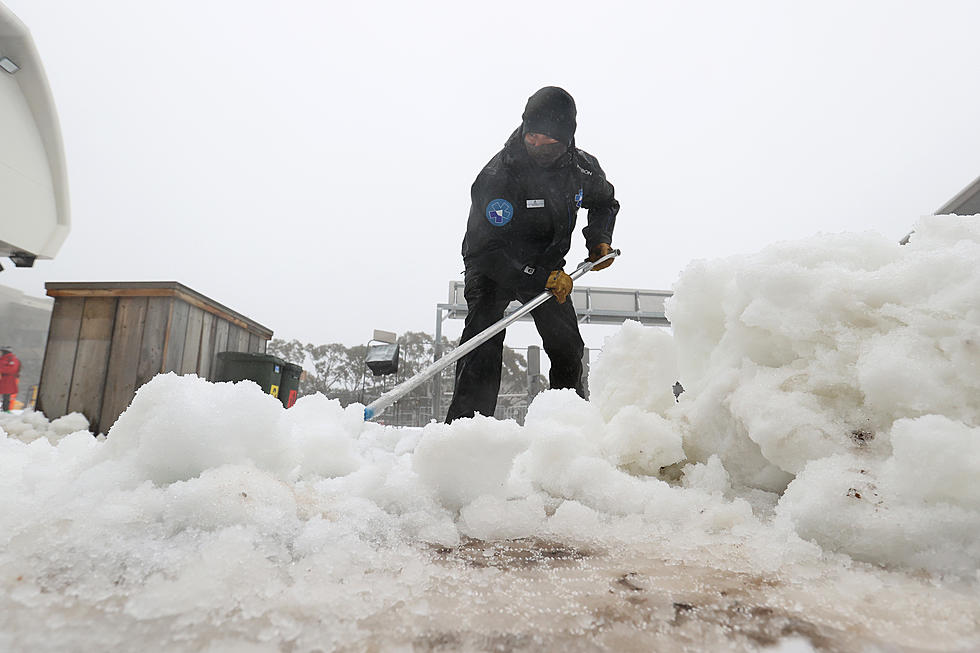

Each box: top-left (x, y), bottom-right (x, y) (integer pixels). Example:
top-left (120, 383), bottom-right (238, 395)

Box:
top-left (0, 409), bottom-right (90, 445)
top-left (1, 216), bottom-right (978, 651)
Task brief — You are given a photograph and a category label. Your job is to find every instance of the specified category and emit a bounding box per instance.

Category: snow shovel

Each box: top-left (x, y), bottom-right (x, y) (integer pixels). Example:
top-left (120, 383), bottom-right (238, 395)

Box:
top-left (363, 248), bottom-right (621, 421)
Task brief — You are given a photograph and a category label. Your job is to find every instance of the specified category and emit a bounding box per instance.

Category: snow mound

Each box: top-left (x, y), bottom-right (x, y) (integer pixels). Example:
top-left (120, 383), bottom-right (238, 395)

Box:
top-left (667, 216), bottom-right (980, 490)
top-left (2, 216), bottom-right (979, 650)
top-left (660, 214), bottom-right (980, 572)
top-left (777, 415), bottom-right (980, 576)
top-left (0, 409), bottom-right (89, 444)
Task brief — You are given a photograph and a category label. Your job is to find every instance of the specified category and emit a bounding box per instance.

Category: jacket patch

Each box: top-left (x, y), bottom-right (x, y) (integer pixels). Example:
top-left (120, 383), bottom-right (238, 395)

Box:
top-left (486, 199), bottom-right (514, 226)
top-left (526, 199), bottom-right (544, 208)
top-left (575, 188), bottom-right (583, 209)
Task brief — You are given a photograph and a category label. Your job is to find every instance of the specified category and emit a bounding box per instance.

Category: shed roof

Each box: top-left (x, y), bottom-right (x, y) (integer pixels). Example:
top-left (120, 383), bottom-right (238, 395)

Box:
top-left (44, 281), bottom-right (273, 338)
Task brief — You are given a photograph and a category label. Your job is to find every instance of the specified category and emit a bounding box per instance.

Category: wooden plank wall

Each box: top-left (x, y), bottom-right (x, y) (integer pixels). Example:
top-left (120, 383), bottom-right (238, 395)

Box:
top-left (197, 312), bottom-right (216, 380)
top-left (226, 324), bottom-right (247, 353)
top-left (37, 298), bottom-right (85, 419)
top-left (210, 319), bottom-right (230, 377)
top-left (38, 295), bottom-right (271, 434)
top-left (66, 298), bottom-right (117, 430)
top-left (162, 300), bottom-right (190, 374)
top-left (180, 307), bottom-right (205, 375)
top-left (135, 297), bottom-right (170, 392)
top-left (100, 297), bottom-right (148, 433)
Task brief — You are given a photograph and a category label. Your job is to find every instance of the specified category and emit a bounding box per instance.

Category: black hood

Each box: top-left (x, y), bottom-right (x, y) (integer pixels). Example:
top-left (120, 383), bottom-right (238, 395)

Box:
top-left (502, 127), bottom-right (576, 171)
top-left (522, 86), bottom-right (577, 145)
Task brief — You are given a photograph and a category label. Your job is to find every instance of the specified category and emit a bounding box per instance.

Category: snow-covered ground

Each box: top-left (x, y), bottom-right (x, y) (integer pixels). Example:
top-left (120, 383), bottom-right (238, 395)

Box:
top-left (1, 215), bottom-right (978, 651)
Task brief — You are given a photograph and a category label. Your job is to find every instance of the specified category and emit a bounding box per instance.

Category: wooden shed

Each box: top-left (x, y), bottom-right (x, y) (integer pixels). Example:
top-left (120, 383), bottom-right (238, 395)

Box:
top-left (38, 282), bottom-right (274, 434)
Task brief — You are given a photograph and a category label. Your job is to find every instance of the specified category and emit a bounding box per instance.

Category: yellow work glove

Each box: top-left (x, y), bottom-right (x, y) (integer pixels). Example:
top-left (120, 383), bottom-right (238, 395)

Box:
top-left (588, 243), bottom-right (615, 271)
top-left (546, 269), bottom-right (573, 304)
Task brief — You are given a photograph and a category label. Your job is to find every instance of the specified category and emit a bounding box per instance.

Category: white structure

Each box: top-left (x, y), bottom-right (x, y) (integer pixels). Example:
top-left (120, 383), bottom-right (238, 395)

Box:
top-left (937, 174), bottom-right (980, 216)
top-left (0, 2), bottom-right (69, 267)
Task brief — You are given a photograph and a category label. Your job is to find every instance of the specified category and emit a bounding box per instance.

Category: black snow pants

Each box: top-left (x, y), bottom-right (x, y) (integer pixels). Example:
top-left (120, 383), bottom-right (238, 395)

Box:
top-left (444, 270), bottom-right (585, 423)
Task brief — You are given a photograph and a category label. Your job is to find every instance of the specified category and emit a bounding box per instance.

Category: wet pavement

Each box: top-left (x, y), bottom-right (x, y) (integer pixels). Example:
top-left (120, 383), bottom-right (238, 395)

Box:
top-left (349, 538), bottom-right (980, 653)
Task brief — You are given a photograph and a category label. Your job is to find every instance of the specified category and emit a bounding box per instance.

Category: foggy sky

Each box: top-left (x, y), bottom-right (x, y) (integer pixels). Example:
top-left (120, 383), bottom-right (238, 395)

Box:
top-left (3, 0), bottom-right (980, 350)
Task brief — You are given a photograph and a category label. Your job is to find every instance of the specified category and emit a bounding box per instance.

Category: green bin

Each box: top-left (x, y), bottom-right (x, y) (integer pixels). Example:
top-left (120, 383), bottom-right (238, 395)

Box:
top-left (278, 362), bottom-right (303, 408)
top-left (214, 352), bottom-right (284, 399)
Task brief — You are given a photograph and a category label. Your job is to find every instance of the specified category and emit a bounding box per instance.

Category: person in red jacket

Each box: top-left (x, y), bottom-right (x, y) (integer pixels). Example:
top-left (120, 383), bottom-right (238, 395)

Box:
top-left (0, 347), bottom-right (21, 412)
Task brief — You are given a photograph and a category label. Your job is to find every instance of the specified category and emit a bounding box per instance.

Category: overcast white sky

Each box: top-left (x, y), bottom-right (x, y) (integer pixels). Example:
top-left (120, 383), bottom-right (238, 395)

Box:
top-left (3, 0), bottom-right (980, 350)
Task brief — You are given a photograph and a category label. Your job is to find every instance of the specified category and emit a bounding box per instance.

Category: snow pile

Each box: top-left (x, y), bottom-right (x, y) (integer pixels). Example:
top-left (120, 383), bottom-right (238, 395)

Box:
top-left (588, 322), bottom-right (686, 475)
top-left (0, 381), bottom-right (444, 651)
top-left (657, 214), bottom-right (980, 573)
top-left (77, 374), bottom-right (761, 547)
top-left (1, 376), bottom-right (806, 648)
top-left (776, 416), bottom-right (980, 576)
top-left (0, 409), bottom-right (90, 444)
top-left (667, 216), bottom-right (980, 488)
top-left (0, 215), bottom-right (978, 649)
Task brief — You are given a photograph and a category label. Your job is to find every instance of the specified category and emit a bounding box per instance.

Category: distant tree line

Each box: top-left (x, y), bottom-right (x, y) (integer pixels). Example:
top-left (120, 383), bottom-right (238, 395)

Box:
top-left (267, 331), bottom-right (529, 424)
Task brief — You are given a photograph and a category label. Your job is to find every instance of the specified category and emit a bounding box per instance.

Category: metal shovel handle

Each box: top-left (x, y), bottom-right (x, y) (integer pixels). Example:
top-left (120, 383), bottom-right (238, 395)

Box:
top-left (364, 249), bottom-right (621, 421)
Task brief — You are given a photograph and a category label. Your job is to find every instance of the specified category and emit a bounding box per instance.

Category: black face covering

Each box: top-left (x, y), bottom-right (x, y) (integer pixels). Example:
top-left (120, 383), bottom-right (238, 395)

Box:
top-left (525, 139), bottom-right (567, 168)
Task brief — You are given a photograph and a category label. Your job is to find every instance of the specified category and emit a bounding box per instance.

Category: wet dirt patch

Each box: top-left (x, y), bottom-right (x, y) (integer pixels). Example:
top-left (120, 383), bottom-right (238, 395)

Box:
top-left (431, 537), bottom-right (596, 570)
top-left (665, 600), bottom-right (837, 650)
top-left (348, 539), bottom-right (956, 653)
top-left (578, 562), bottom-right (842, 652)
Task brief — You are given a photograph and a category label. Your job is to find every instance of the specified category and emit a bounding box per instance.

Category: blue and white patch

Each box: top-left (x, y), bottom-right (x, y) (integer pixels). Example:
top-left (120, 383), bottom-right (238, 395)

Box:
top-left (574, 188), bottom-right (584, 209)
top-left (486, 199), bottom-right (514, 226)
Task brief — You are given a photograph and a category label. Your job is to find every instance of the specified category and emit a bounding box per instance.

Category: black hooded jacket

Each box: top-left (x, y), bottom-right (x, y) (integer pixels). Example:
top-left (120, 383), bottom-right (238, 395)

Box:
top-left (460, 128), bottom-right (619, 291)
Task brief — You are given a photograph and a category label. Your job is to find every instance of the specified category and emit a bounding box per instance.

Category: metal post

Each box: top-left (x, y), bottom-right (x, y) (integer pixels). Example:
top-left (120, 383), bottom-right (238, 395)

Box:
top-left (581, 348), bottom-right (591, 400)
top-left (527, 344), bottom-right (541, 379)
top-left (527, 345), bottom-right (542, 405)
